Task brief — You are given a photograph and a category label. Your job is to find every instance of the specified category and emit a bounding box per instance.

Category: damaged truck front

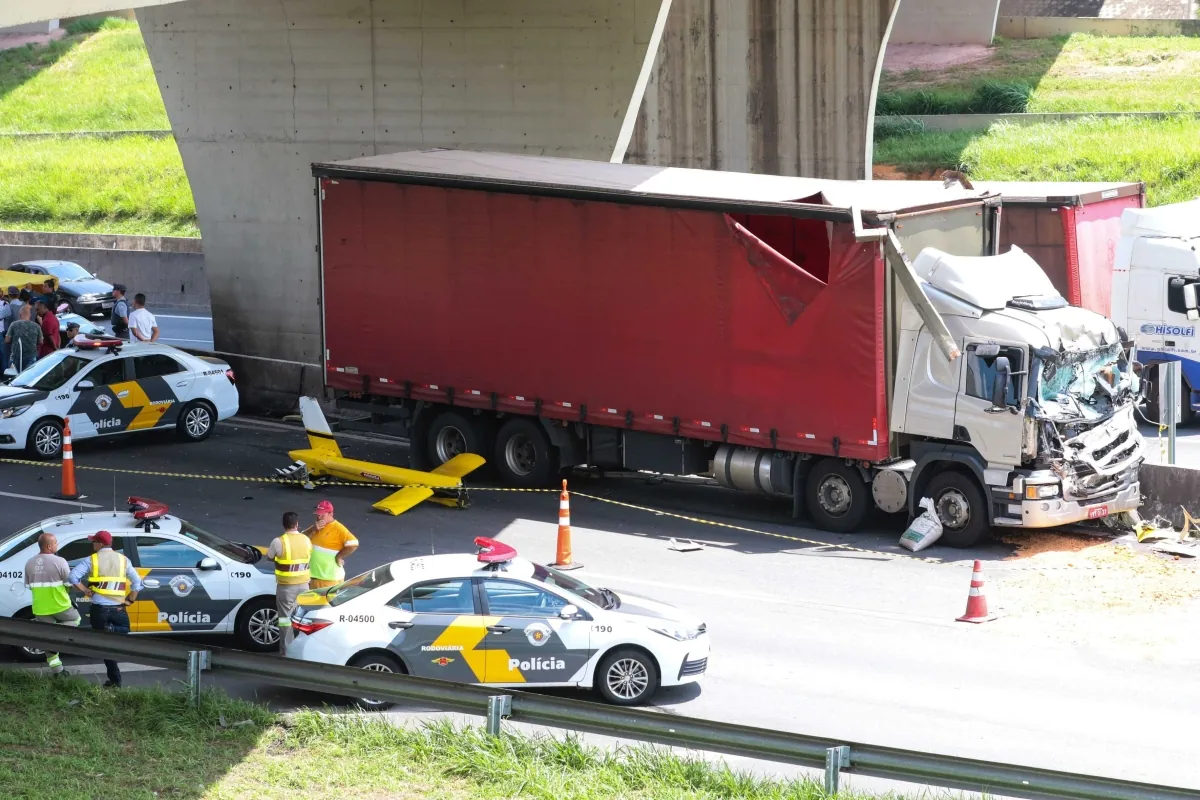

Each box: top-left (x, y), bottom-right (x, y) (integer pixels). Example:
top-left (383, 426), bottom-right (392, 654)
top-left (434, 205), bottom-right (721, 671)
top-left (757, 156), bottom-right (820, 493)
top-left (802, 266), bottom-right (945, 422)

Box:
top-left (890, 245), bottom-right (1145, 546)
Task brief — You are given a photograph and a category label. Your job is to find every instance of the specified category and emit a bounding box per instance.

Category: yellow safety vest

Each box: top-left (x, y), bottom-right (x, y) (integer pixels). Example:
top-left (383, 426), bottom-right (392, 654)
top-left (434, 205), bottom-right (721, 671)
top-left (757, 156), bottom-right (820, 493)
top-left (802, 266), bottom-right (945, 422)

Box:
top-left (89, 551), bottom-right (129, 599)
top-left (275, 532), bottom-right (311, 584)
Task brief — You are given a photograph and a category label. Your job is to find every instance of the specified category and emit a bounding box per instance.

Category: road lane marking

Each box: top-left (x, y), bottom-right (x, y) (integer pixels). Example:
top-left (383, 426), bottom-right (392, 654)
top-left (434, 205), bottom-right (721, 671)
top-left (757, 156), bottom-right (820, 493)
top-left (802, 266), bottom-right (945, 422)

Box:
top-left (155, 314), bottom-right (212, 321)
top-left (161, 337), bottom-right (215, 344)
top-left (0, 490), bottom-right (101, 508)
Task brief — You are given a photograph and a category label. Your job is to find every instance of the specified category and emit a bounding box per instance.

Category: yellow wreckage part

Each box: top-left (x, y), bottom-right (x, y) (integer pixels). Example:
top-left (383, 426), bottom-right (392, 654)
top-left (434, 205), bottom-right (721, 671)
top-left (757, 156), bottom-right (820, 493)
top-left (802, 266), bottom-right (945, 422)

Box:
top-left (430, 615), bottom-right (525, 684)
top-left (295, 590), bottom-right (330, 607)
top-left (373, 486), bottom-right (434, 516)
top-left (431, 453), bottom-right (486, 480)
top-left (286, 450), bottom-right (474, 489)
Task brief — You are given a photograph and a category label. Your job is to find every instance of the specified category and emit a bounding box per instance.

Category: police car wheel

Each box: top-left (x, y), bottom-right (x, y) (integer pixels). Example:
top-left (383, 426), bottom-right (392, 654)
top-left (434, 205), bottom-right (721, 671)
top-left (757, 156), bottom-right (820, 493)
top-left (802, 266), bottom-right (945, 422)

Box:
top-left (26, 418), bottom-right (63, 461)
top-left (12, 609), bottom-right (47, 662)
top-left (596, 648), bottom-right (659, 706)
top-left (349, 652), bottom-right (405, 710)
top-left (177, 401), bottom-right (215, 442)
top-left (235, 597), bottom-right (279, 651)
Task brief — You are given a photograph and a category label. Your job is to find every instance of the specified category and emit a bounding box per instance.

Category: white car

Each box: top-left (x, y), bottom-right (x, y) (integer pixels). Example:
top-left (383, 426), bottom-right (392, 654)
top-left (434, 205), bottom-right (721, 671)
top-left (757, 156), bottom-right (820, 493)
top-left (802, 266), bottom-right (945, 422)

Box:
top-left (289, 538), bottom-right (709, 706)
top-left (0, 337), bottom-right (238, 459)
top-left (0, 498), bottom-right (281, 658)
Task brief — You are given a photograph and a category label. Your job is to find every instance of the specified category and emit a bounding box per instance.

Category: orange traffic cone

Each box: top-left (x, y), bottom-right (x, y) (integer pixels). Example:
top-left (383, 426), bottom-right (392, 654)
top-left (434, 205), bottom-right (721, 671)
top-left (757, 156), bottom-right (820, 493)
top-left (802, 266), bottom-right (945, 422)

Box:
top-left (551, 479), bottom-right (582, 571)
top-left (55, 418), bottom-right (79, 501)
top-left (956, 560), bottom-right (996, 623)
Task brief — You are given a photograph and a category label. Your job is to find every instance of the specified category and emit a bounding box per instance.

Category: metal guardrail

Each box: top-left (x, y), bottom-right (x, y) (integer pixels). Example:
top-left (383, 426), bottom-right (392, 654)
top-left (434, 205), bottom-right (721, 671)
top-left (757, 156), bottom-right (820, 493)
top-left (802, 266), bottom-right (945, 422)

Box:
top-left (0, 617), bottom-right (1192, 800)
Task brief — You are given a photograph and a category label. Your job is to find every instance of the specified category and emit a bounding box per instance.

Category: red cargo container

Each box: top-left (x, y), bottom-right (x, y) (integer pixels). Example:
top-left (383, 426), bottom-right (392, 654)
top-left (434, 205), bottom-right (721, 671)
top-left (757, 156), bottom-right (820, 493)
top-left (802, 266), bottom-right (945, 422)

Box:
top-left (312, 151), bottom-right (997, 528)
top-left (979, 181), bottom-right (1144, 316)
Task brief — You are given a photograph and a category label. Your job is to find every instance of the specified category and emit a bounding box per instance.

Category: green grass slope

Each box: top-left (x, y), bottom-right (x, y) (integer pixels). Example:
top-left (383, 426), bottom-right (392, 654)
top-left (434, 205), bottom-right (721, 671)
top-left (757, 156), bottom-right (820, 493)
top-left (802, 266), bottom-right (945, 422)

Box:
top-left (0, 670), bottom-right (912, 800)
top-left (0, 19), bottom-right (195, 236)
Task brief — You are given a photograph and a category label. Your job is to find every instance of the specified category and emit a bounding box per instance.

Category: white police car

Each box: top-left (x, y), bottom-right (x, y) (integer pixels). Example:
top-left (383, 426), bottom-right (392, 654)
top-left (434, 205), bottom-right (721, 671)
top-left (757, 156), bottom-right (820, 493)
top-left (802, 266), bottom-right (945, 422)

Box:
top-left (0, 498), bottom-right (281, 658)
top-left (288, 538), bottom-right (709, 707)
top-left (0, 335), bottom-right (238, 458)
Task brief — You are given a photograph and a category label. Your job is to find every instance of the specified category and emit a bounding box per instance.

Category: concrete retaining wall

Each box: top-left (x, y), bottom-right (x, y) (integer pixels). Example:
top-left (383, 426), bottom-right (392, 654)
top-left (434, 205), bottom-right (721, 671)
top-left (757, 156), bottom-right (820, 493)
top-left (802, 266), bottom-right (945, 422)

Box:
top-left (883, 110), bottom-right (1200, 131)
top-left (1137, 462), bottom-right (1200, 529)
top-left (890, 0), bottom-right (1001, 45)
top-left (0, 230), bottom-right (208, 311)
top-left (997, 15), bottom-right (1200, 37)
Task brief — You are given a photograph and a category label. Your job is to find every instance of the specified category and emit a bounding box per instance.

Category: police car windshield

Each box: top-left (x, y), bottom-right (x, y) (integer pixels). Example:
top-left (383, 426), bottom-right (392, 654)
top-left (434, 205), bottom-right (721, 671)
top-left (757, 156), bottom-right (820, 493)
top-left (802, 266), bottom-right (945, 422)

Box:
top-left (178, 521), bottom-right (257, 563)
top-left (10, 352), bottom-right (89, 390)
top-left (530, 563), bottom-right (611, 608)
top-left (328, 564), bottom-right (395, 606)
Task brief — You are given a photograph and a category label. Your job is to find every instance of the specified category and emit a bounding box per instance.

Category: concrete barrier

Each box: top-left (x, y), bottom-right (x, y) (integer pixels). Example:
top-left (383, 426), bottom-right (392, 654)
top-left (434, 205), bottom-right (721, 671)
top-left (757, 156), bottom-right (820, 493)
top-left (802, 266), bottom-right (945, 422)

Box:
top-left (0, 230), bottom-right (208, 311)
top-left (879, 111), bottom-right (1200, 132)
top-left (1137, 462), bottom-right (1200, 529)
top-left (997, 16), bottom-right (1200, 38)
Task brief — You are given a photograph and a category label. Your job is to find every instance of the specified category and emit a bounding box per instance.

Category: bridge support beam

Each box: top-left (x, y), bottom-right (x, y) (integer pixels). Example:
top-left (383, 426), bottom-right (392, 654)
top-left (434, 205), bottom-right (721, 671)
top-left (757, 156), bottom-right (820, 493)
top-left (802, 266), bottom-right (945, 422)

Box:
top-left (139, 0), bottom-right (897, 408)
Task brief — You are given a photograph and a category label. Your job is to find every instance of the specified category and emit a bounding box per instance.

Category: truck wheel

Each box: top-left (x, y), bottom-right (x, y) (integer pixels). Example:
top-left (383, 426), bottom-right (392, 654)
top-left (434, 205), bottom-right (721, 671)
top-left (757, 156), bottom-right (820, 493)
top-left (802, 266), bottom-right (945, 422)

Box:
top-left (494, 418), bottom-right (557, 488)
top-left (806, 459), bottom-right (869, 533)
top-left (425, 411), bottom-right (490, 467)
top-left (926, 470), bottom-right (990, 548)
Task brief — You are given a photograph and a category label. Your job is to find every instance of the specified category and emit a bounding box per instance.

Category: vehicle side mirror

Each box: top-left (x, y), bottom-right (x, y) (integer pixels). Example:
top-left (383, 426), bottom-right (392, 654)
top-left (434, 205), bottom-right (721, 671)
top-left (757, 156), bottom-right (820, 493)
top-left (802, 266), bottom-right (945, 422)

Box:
top-left (76, 380), bottom-right (94, 391)
top-left (197, 557), bottom-right (220, 571)
top-left (990, 356), bottom-right (1012, 411)
top-left (559, 604), bottom-right (581, 620)
top-left (1185, 283), bottom-right (1199, 312)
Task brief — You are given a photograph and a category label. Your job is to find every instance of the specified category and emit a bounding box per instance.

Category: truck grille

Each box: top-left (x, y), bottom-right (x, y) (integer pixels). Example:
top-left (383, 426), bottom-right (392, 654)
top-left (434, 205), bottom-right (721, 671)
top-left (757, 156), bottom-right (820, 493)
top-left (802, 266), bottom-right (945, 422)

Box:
top-left (679, 656), bottom-right (708, 678)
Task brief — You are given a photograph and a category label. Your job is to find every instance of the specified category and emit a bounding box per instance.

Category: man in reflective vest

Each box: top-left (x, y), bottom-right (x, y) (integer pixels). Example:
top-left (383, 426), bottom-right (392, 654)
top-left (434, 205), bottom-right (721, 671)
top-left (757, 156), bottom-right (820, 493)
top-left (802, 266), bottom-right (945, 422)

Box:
top-left (302, 500), bottom-right (358, 590)
top-left (266, 511), bottom-right (311, 656)
top-left (68, 530), bottom-right (142, 688)
top-left (23, 533), bottom-right (80, 675)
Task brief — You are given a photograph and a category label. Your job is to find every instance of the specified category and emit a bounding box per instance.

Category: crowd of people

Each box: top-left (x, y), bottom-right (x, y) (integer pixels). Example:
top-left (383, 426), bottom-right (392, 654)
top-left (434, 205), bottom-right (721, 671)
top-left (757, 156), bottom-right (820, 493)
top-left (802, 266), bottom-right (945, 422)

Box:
top-left (0, 281), bottom-right (160, 375)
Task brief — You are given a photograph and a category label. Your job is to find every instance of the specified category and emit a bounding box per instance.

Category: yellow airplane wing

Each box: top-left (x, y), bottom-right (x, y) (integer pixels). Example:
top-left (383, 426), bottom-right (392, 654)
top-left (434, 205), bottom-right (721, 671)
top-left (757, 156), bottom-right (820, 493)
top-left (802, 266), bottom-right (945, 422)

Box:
top-left (431, 453), bottom-right (486, 480)
top-left (372, 485), bottom-right (436, 516)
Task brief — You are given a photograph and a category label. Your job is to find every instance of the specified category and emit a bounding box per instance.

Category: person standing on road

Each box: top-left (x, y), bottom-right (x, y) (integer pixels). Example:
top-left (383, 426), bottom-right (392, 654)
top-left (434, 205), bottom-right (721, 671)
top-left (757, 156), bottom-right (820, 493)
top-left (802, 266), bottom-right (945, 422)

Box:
top-left (302, 500), bottom-right (358, 589)
top-left (0, 291), bottom-right (10, 370)
top-left (63, 321), bottom-right (80, 346)
top-left (67, 531), bottom-right (141, 688)
top-left (23, 533), bottom-right (81, 676)
top-left (267, 511), bottom-right (311, 656)
top-left (110, 284), bottom-right (130, 340)
top-left (35, 299), bottom-right (59, 357)
top-left (129, 293), bottom-right (159, 343)
top-left (5, 304), bottom-right (42, 373)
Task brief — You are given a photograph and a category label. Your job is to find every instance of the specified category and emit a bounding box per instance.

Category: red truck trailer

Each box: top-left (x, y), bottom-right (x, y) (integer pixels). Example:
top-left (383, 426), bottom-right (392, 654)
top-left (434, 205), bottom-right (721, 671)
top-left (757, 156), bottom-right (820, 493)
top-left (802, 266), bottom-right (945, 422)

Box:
top-left (975, 181), bottom-right (1144, 316)
top-left (312, 150), bottom-right (1006, 535)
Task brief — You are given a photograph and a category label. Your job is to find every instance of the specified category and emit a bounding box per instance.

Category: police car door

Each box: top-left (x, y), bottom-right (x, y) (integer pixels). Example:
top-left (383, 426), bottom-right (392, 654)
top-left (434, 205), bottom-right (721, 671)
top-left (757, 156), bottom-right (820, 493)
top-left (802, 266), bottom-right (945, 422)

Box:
top-left (385, 578), bottom-right (489, 684)
top-left (130, 535), bottom-right (230, 633)
top-left (131, 354), bottom-right (191, 430)
top-left (67, 355), bottom-right (131, 439)
top-left (56, 535), bottom-right (133, 624)
top-left (477, 578), bottom-right (593, 686)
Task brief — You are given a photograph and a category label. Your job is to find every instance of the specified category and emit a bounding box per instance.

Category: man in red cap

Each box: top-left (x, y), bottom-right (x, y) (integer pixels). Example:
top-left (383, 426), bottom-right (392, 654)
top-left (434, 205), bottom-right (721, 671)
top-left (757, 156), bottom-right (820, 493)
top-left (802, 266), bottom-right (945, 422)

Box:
top-left (68, 530), bottom-right (142, 687)
top-left (301, 500), bottom-right (358, 589)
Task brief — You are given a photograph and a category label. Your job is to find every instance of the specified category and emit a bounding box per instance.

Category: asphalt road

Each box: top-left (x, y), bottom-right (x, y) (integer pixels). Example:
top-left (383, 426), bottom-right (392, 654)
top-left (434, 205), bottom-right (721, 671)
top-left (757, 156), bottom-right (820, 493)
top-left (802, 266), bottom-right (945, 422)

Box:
top-left (0, 419), bottom-right (1197, 796)
top-left (95, 306), bottom-right (214, 350)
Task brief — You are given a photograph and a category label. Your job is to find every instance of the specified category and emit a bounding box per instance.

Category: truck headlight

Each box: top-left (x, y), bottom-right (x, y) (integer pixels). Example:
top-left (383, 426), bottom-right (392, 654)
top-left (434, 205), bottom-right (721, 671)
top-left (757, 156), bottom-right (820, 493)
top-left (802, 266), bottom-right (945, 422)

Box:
top-left (1025, 484), bottom-right (1060, 499)
top-left (648, 624), bottom-right (702, 641)
top-left (0, 405), bottom-right (31, 419)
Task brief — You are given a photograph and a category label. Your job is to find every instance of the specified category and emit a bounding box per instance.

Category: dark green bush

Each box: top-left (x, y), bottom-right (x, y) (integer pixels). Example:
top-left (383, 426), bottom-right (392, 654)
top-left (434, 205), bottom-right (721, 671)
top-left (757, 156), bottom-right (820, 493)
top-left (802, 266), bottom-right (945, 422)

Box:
top-left (876, 81), bottom-right (1032, 116)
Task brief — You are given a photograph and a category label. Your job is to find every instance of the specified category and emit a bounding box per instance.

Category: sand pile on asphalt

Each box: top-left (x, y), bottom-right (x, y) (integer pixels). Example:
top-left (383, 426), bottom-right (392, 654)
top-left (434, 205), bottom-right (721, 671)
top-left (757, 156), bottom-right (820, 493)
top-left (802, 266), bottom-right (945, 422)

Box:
top-left (990, 533), bottom-right (1200, 659)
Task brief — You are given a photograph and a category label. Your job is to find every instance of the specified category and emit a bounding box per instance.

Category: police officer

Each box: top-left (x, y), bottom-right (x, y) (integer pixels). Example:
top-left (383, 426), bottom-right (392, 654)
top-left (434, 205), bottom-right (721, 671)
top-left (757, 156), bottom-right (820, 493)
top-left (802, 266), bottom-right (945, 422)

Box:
top-left (110, 283), bottom-right (130, 340)
top-left (266, 511), bottom-right (311, 656)
top-left (22, 533), bottom-right (81, 675)
top-left (68, 531), bottom-right (142, 687)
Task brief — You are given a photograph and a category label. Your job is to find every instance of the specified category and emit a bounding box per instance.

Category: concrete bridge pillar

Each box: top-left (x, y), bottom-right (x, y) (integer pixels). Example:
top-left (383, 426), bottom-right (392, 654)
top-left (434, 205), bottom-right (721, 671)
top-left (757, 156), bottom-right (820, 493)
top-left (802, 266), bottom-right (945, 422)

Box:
top-left (138, 0), bottom-right (896, 408)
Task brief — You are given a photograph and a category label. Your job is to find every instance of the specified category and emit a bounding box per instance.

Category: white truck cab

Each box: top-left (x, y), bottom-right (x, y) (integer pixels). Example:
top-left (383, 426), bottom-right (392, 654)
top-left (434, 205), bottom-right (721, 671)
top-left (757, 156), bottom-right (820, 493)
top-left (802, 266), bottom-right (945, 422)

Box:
top-left (888, 246), bottom-right (1144, 545)
top-left (1109, 200), bottom-right (1200, 421)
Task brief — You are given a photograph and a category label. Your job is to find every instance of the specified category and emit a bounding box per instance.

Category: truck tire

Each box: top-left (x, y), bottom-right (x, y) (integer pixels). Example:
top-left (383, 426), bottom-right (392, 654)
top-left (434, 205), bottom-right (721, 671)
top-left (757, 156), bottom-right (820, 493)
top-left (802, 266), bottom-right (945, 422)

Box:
top-left (494, 418), bottom-right (557, 488)
top-left (425, 411), bottom-right (490, 467)
top-left (926, 470), bottom-right (990, 548)
top-left (805, 458), bottom-right (869, 533)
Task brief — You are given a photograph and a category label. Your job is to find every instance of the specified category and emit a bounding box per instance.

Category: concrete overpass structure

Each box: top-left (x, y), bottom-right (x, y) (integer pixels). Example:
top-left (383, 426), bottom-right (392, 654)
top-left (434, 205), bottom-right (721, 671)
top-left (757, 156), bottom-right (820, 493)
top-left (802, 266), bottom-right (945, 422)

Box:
top-left (4, 0), bottom-right (916, 408)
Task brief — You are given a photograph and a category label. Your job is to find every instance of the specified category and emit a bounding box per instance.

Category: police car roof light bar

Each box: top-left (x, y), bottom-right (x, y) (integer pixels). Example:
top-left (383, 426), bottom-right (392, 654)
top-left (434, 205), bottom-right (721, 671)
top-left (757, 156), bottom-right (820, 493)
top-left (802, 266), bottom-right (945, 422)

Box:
top-left (475, 537), bottom-right (517, 564)
top-left (71, 333), bottom-right (124, 353)
top-left (127, 496), bottom-right (169, 531)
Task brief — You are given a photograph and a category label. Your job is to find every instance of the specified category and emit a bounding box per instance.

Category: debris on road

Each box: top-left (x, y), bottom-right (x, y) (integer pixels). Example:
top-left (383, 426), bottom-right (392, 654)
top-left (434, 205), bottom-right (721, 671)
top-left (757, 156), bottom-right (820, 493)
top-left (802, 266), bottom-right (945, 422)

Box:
top-left (899, 497), bottom-right (942, 552)
top-left (668, 537), bottom-right (704, 552)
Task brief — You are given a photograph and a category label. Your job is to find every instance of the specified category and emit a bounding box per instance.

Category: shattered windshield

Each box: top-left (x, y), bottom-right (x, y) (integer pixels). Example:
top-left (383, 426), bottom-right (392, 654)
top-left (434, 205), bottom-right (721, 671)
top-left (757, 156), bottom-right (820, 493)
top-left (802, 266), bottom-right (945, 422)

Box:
top-left (1038, 343), bottom-right (1135, 420)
